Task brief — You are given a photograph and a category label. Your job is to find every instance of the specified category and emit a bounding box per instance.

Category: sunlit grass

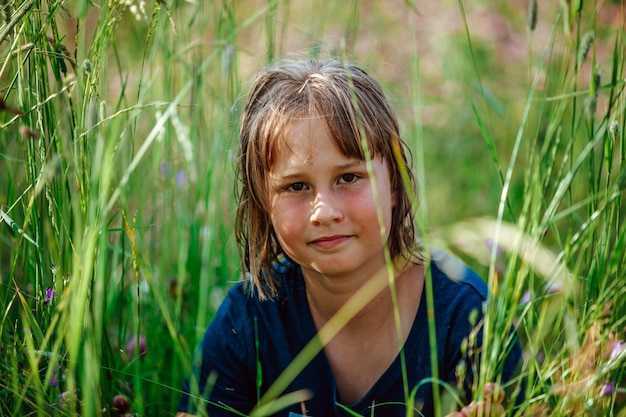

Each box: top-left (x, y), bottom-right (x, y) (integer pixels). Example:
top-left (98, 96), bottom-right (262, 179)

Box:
top-left (1, 0), bottom-right (625, 416)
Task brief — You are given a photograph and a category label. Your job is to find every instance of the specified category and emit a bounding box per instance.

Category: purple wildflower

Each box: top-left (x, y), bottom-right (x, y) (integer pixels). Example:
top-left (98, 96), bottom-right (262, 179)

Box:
top-left (57, 390), bottom-right (78, 409)
top-left (176, 169), bottom-right (187, 188)
top-left (113, 394), bottom-right (131, 413)
top-left (485, 238), bottom-right (504, 257)
top-left (159, 161), bottom-right (171, 178)
top-left (44, 288), bottom-right (57, 304)
top-left (602, 381), bottom-right (616, 396)
top-left (50, 366), bottom-right (61, 388)
top-left (125, 335), bottom-right (147, 358)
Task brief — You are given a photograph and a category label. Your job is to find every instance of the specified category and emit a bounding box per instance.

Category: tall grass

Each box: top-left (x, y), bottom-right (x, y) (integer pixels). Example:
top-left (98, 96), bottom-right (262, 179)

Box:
top-left (438, 1), bottom-right (626, 415)
top-left (0, 0), bottom-right (624, 416)
top-left (1, 1), bottom-right (243, 415)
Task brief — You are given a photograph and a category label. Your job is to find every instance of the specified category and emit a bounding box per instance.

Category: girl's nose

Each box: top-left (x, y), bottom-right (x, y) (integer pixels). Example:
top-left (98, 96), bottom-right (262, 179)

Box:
top-left (310, 193), bottom-right (343, 225)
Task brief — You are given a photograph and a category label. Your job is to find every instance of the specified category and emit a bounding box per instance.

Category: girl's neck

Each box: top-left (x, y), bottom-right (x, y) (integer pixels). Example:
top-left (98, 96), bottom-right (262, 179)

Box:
top-left (303, 260), bottom-right (422, 331)
top-left (304, 261), bottom-right (425, 405)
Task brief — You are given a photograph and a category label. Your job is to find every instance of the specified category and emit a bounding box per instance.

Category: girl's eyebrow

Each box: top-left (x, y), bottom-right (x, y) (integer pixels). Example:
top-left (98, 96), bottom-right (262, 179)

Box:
top-left (269, 172), bottom-right (303, 182)
top-left (338, 160), bottom-right (365, 168)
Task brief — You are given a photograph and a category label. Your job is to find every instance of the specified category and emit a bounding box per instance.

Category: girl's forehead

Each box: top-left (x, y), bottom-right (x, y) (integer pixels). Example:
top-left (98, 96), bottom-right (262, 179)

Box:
top-left (267, 118), bottom-right (387, 171)
top-left (276, 115), bottom-right (354, 151)
top-left (284, 115), bottom-right (329, 137)
top-left (270, 116), bottom-right (336, 161)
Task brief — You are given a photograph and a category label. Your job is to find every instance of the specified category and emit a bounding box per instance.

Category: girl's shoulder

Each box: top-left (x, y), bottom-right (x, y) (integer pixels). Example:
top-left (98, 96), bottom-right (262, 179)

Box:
top-left (222, 257), bottom-right (303, 303)
top-left (218, 257), bottom-right (304, 320)
top-left (429, 247), bottom-right (489, 305)
top-left (431, 248), bottom-right (487, 290)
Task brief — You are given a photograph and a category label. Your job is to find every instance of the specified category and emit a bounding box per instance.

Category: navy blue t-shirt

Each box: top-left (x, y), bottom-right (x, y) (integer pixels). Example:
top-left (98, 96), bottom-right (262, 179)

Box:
top-left (178, 250), bottom-right (522, 416)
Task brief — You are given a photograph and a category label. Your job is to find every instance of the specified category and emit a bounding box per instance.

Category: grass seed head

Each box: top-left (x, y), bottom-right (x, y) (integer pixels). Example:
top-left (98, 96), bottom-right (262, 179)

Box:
top-left (577, 30), bottom-right (595, 67)
top-left (593, 67), bottom-right (601, 93)
top-left (99, 101), bottom-right (107, 122)
top-left (527, 0), bottom-right (538, 31)
top-left (609, 120), bottom-right (620, 140)
top-left (83, 59), bottom-right (93, 75)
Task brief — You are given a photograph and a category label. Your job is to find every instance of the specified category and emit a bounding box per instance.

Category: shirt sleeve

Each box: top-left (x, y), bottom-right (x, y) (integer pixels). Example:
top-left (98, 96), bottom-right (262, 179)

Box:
top-left (431, 251), bottom-right (524, 405)
top-left (177, 285), bottom-right (258, 416)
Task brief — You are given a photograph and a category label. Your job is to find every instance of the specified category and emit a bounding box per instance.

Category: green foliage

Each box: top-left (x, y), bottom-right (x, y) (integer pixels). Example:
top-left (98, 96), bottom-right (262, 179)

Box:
top-left (0, 0), bottom-right (625, 416)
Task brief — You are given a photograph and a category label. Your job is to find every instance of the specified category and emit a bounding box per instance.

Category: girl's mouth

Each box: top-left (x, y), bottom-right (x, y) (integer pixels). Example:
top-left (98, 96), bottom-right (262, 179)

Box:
top-left (310, 235), bottom-right (350, 249)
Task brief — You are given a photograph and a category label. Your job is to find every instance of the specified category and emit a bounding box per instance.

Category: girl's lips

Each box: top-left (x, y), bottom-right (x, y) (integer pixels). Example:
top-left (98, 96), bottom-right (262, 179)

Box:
top-left (310, 235), bottom-right (350, 249)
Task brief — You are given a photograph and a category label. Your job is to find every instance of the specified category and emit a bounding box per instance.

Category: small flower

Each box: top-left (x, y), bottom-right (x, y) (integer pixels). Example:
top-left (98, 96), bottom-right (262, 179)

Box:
top-left (159, 160), bottom-right (172, 178)
top-left (176, 169), bottom-right (187, 188)
top-left (536, 351), bottom-right (545, 365)
top-left (484, 238), bottom-right (503, 257)
top-left (57, 390), bottom-right (78, 409)
top-left (50, 366), bottom-right (61, 388)
top-left (113, 394), bottom-right (131, 414)
top-left (44, 288), bottom-right (57, 305)
top-left (601, 381), bottom-right (616, 396)
top-left (125, 335), bottom-right (147, 358)
top-left (520, 290), bottom-right (531, 304)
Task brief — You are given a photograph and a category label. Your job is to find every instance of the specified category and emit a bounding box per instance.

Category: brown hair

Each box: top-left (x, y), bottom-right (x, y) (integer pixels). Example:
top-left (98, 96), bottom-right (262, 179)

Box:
top-left (235, 59), bottom-right (419, 299)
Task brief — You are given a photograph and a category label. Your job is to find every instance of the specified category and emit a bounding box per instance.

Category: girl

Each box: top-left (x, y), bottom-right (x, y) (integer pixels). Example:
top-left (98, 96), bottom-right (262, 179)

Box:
top-left (176, 59), bottom-right (522, 417)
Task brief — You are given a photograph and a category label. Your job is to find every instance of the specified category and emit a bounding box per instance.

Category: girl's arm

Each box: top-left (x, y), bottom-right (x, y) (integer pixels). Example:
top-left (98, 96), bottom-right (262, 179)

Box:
top-left (177, 288), bottom-right (257, 416)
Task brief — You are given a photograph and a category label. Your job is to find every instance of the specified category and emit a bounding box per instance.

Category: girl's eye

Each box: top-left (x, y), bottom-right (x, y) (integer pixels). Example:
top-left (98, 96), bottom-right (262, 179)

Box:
top-left (339, 173), bottom-right (358, 184)
top-left (285, 182), bottom-right (307, 192)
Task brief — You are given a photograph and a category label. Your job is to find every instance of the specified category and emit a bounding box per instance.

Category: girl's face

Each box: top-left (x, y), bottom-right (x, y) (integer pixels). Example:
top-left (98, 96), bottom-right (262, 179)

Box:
top-left (268, 117), bottom-right (397, 282)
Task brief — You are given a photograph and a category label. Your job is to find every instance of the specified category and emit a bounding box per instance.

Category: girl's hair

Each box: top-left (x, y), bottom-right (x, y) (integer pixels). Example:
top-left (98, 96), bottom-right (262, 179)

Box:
top-left (235, 58), bottom-right (419, 299)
